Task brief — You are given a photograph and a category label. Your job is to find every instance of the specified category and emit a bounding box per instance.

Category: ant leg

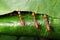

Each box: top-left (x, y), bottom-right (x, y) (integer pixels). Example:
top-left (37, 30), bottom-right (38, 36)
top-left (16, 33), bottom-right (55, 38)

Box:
top-left (32, 12), bottom-right (40, 29)
top-left (18, 10), bottom-right (25, 26)
top-left (44, 14), bottom-right (51, 31)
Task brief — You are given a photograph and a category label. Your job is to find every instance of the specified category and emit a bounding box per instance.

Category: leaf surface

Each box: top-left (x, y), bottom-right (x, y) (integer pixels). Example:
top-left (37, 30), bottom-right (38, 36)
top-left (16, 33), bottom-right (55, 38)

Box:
top-left (0, 0), bottom-right (60, 17)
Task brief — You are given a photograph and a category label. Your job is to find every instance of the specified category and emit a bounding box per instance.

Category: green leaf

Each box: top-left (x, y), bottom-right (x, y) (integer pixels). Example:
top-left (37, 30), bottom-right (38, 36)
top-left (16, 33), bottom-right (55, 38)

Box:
top-left (0, 0), bottom-right (60, 18)
top-left (0, 12), bottom-right (60, 39)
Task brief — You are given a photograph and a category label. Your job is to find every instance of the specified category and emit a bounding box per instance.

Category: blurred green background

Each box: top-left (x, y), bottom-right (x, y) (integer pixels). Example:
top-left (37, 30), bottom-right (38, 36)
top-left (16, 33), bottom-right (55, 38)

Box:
top-left (0, 0), bottom-right (60, 40)
top-left (0, 35), bottom-right (38, 40)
